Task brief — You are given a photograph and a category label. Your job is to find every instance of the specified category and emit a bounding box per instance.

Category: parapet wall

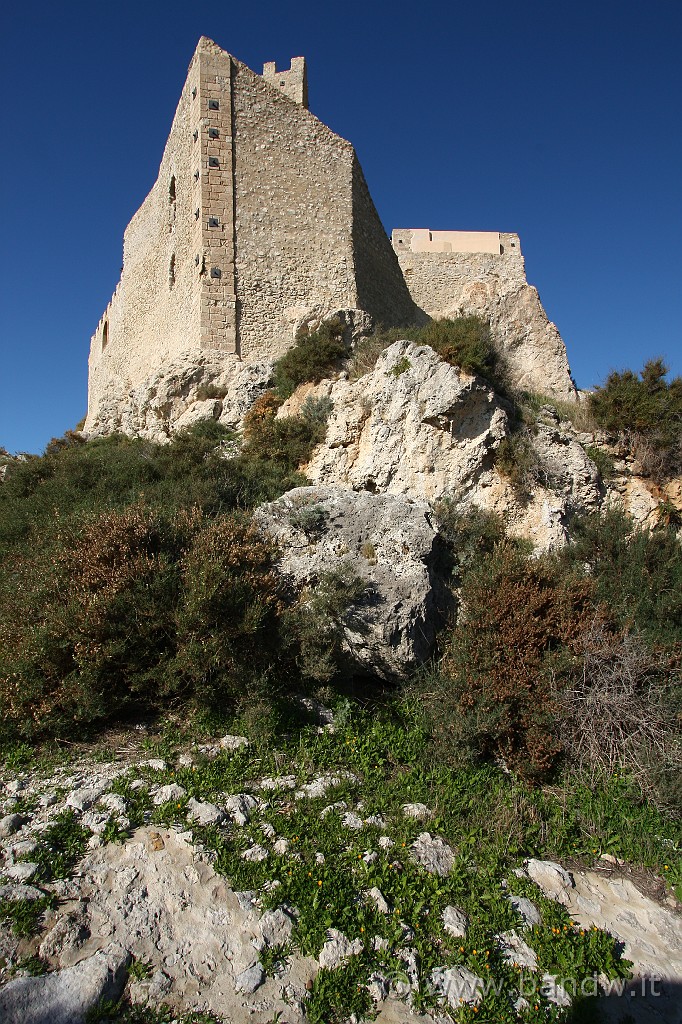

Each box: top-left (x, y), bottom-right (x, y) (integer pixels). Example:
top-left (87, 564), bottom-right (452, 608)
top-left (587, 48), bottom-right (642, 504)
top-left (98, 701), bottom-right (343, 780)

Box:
top-left (392, 230), bottom-right (526, 317)
top-left (393, 229), bottom-right (576, 400)
top-left (262, 57), bottom-right (308, 108)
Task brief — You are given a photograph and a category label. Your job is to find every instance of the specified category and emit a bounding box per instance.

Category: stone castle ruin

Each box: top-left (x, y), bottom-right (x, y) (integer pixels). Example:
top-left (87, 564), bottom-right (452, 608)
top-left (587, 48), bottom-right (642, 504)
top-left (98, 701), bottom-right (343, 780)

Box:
top-left (86, 38), bottom-right (575, 437)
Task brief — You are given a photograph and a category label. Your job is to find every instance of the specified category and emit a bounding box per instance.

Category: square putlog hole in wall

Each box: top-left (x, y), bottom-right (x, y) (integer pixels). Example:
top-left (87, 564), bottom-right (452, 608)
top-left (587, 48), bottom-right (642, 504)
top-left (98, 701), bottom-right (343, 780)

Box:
top-left (208, 99), bottom-right (219, 110)
top-left (208, 128), bottom-right (219, 139)
top-left (210, 267), bottom-right (222, 279)
top-left (208, 157), bottom-right (220, 168)
top-left (208, 217), bottom-right (220, 228)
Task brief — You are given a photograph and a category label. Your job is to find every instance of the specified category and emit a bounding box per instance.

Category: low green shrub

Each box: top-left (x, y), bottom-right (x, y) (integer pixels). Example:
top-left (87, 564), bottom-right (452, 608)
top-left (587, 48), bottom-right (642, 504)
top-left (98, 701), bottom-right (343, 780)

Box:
top-left (432, 501), bottom-right (512, 577)
top-left (494, 431), bottom-right (542, 501)
top-left (0, 505), bottom-right (296, 741)
top-left (273, 318), bottom-right (347, 399)
top-left (389, 355), bottom-right (412, 376)
top-left (583, 444), bottom-right (615, 480)
top-left (0, 896), bottom-right (53, 937)
top-left (411, 506), bottom-right (681, 808)
top-left (31, 808), bottom-right (90, 881)
top-left (564, 508), bottom-right (682, 645)
top-left (173, 516), bottom-right (285, 704)
top-left (349, 315), bottom-right (507, 392)
top-left (285, 563), bottom-right (369, 684)
top-left (432, 545), bottom-right (595, 782)
top-left (516, 392), bottom-right (597, 433)
top-left (416, 316), bottom-right (501, 382)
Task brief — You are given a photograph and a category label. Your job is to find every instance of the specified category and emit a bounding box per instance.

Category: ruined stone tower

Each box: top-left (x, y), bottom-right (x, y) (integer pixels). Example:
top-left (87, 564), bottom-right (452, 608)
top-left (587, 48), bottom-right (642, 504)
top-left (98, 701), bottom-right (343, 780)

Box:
top-left (86, 38), bottom-right (415, 433)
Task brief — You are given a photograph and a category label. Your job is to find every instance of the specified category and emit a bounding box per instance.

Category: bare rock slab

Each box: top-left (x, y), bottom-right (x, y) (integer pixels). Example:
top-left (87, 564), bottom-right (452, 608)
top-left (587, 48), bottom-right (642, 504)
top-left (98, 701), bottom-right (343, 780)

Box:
top-left (0, 945), bottom-right (128, 1024)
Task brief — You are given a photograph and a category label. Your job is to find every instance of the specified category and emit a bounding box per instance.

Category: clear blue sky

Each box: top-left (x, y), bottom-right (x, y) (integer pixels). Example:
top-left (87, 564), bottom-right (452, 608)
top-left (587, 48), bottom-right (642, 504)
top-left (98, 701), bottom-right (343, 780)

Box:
top-left (1, 0), bottom-right (680, 454)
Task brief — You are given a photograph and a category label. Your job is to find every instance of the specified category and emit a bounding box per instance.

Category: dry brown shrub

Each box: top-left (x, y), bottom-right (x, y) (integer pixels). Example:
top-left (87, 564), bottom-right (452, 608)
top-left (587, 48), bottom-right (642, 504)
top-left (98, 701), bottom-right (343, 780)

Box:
top-left (439, 545), bottom-right (597, 781)
top-left (555, 622), bottom-right (682, 803)
top-left (242, 390), bottom-right (283, 437)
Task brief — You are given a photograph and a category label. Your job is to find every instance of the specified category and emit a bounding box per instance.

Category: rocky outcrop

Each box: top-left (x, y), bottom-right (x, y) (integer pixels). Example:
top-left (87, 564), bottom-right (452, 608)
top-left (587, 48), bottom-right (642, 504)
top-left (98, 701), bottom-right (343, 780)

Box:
top-left (253, 484), bottom-right (453, 678)
top-left (279, 342), bottom-right (601, 551)
top-left (84, 352), bottom-right (273, 442)
top-left (394, 239), bottom-right (577, 401)
top-left (290, 341), bottom-right (508, 501)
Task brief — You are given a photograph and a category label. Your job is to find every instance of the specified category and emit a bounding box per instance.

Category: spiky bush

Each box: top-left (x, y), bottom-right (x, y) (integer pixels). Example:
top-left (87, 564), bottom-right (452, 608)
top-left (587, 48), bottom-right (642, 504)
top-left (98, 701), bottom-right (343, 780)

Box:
top-left (434, 545), bottom-right (595, 781)
top-left (589, 358), bottom-right (682, 481)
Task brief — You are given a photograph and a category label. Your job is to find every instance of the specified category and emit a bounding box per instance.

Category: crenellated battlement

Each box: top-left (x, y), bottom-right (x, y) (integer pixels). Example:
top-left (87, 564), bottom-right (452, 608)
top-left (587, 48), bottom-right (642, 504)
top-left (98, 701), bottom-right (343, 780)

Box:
top-left (262, 57), bottom-right (308, 108)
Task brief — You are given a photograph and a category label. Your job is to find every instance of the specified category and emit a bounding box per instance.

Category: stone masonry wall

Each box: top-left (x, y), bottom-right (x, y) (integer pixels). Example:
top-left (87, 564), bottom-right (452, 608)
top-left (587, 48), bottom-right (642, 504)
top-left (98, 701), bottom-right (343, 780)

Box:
top-left (86, 47), bottom-right (205, 428)
top-left (394, 231), bottom-right (527, 315)
top-left (352, 160), bottom-right (418, 328)
top-left (262, 57), bottom-right (308, 107)
top-left (231, 59), bottom-right (359, 361)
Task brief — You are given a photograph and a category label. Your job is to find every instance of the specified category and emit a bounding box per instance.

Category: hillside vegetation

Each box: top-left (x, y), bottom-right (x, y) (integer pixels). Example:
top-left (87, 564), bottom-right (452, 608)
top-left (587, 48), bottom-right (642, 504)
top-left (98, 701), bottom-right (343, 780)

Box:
top-left (1, 336), bottom-right (681, 1023)
top-left (1, 340), bottom-right (681, 807)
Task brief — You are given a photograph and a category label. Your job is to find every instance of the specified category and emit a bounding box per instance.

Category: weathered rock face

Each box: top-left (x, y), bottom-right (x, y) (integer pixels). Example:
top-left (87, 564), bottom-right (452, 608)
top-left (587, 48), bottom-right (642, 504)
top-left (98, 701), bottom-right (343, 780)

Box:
top-left (279, 342), bottom-right (601, 551)
top-left (51, 827), bottom-right (316, 1024)
top-left (291, 341), bottom-right (508, 501)
top-left (85, 352), bottom-right (272, 442)
top-left (474, 418), bottom-right (603, 550)
top-left (490, 284), bottom-right (577, 401)
top-left (0, 945), bottom-right (129, 1024)
top-left (252, 484), bottom-right (453, 679)
top-left (524, 858), bottom-right (682, 1022)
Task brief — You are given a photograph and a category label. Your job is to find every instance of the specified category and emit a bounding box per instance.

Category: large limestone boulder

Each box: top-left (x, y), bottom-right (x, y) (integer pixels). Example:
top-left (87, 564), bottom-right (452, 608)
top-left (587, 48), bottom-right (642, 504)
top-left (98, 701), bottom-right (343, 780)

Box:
top-left (253, 485), bottom-right (453, 678)
top-left (293, 341), bottom-right (508, 501)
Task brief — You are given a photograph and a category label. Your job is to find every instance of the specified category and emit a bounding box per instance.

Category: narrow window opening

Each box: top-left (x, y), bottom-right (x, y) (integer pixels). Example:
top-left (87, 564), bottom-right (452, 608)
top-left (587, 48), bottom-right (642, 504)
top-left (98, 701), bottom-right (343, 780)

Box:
top-left (169, 254), bottom-right (176, 289)
top-left (102, 321), bottom-right (109, 351)
top-left (169, 176), bottom-right (176, 203)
